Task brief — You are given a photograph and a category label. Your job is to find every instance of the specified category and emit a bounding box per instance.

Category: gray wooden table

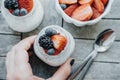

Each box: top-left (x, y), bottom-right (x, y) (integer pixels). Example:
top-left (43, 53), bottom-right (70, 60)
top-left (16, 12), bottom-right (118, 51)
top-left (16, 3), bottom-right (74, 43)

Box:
top-left (0, 0), bottom-right (120, 80)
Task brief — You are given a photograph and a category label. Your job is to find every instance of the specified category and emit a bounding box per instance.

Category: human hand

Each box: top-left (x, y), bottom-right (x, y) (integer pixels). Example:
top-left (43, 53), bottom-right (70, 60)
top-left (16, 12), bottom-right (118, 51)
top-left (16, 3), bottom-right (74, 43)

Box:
top-left (6, 36), bottom-right (74, 80)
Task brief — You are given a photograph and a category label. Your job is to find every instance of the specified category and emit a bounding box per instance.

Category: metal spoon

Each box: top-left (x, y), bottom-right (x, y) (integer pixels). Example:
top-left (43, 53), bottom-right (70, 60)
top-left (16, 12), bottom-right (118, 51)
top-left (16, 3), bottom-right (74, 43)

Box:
top-left (68, 29), bottom-right (116, 80)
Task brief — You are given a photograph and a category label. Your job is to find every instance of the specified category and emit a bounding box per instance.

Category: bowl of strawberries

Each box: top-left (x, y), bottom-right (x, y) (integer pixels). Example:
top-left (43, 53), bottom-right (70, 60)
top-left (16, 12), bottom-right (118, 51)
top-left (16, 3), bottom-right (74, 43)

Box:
top-left (56, 0), bottom-right (114, 26)
top-left (1, 0), bottom-right (44, 32)
top-left (34, 25), bottom-right (75, 66)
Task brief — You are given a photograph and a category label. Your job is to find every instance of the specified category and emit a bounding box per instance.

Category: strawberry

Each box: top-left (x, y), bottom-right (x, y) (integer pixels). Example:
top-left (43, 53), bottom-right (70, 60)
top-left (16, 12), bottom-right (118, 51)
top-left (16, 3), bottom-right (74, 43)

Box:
top-left (92, 7), bottom-right (101, 19)
top-left (53, 49), bottom-right (61, 55)
top-left (59, 0), bottom-right (77, 4)
top-left (8, 9), bottom-right (13, 14)
top-left (71, 4), bottom-right (93, 21)
top-left (18, 0), bottom-right (33, 13)
top-left (101, 0), bottom-right (108, 6)
top-left (79, 0), bottom-right (94, 5)
top-left (51, 35), bottom-right (67, 51)
top-left (93, 0), bottom-right (104, 13)
top-left (64, 3), bottom-right (79, 16)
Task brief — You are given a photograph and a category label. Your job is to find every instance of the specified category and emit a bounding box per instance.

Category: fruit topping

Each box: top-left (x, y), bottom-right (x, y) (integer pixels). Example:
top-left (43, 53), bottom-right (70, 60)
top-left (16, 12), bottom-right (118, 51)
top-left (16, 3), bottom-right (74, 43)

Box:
top-left (20, 8), bottom-right (28, 16)
top-left (59, 0), bottom-right (77, 4)
top-left (45, 28), bottom-right (57, 37)
top-left (79, 0), bottom-right (94, 5)
top-left (71, 4), bottom-right (93, 21)
top-left (13, 9), bottom-right (20, 16)
top-left (59, 0), bottom-right (109, 21)
top-left (64, 3), bottom-right (79, 16)
top-left (39, 28), bottom-right (67, 56)
top-left (4, 0), bottom-right (33, 16)
top-left (51, 35), bottom-right (67, 51)
top-left (39, 35), bottom-right (54, 49)
top-left (4, 0), bottom-right (19, 10)
top-left (47, 48), bottom-right (55, 55)
top-left (92, 7), bottom-right (101, 19)
top-left (93, 0), bottom-right (104, 13)
top-left (18, 0), bottom-right (33, 13)
top-left (60, 4), bottom-right (67, 10)
top-left (101, 0), bottom-right (108, 6)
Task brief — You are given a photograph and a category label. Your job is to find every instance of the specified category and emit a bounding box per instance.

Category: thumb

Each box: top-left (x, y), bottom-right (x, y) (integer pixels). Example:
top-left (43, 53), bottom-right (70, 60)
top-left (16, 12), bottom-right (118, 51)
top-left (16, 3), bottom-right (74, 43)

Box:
top-left (49, 58), bottom-right (75, 80)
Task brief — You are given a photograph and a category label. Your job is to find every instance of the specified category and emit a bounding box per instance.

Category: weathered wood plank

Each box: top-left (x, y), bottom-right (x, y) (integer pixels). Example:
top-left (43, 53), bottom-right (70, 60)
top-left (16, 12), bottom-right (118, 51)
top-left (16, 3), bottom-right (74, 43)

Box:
top-left (22, 0), bottom-right (62, 38)
top-left (72, 39), bottom-right (120, 63)
top-left (0, 57), bottom-right (6, 79)
top-left (29, 54), bottom-right (58, 79)
top-left (105, 0), bottom-right (120, 18)
top-left (63, 19), bottom-right (120, 40)
top-left (74, 61), bottom-right (120, 80)
top-left (0, 35), bottom-right (21, 56)
top-left (0, 55), bottom-right (120, 79)
top-left (0, 13), bottom-right (20, 35)
top-left (29, 54), bottom-right (120, 79)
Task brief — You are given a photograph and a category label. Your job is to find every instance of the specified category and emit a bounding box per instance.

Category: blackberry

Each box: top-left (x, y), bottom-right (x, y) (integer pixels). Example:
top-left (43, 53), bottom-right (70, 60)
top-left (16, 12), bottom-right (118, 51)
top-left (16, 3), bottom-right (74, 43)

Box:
top-left (4, 0), bottom-right (18, 10)
top-left (39, 35), bottom-right (54, 49)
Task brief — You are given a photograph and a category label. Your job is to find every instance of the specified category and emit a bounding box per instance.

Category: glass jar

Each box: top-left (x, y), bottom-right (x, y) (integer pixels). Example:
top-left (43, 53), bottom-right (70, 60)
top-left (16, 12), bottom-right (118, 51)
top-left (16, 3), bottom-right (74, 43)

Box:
top-left (34, 25), bottom-right (75, 66)
top-left (1, 0), bottom-right (44, 32)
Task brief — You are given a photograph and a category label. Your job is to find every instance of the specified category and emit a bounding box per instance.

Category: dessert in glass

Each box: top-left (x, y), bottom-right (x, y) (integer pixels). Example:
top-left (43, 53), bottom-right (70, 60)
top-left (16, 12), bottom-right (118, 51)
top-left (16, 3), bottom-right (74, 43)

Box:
top-left (34, 25), bottom-right (75, 66)
top-left (1, 0), bottom-right (44, 32)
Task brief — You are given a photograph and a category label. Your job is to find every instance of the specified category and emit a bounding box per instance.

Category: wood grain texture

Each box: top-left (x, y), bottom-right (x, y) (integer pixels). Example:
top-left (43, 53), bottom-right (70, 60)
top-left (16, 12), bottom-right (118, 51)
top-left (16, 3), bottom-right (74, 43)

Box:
top-left (72, 39), bottom-right (120, 63)
top-left (0, 35), bottom-right (21, 56)
top-left (104, 0), bottom-right (120, 18)
top-left (1, 57), bottom-right (119, 80)
top-left (63, 19), bottom-right (120, 40)
top-left (73, 61), bottom-right (120, 80)
top-left (0, 57), bottom-right (6, 79)
top-left (0, 13), bottom-right (20, 35)
top-left (22, 0), bottom-right (62, 38)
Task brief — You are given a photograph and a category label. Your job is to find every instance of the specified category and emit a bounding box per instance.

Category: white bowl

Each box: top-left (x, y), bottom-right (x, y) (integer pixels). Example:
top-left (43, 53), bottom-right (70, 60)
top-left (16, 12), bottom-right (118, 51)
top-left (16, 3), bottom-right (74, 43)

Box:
top-left (55, 0), bottom-right (114, 27)
top-left (34, 25), bottom-right (75, 66)
top-left (1, 0), bottom-right (44, 32)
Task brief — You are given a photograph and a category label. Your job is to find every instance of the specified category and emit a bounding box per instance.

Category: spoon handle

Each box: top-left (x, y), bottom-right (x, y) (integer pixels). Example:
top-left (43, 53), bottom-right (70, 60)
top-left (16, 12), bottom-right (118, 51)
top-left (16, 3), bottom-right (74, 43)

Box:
top-left (78, 56), bottom-right (94, 80)
top-left (67, 56), bottom-right (91, 80)
top-left (67, 50), bottom-right (97, 80)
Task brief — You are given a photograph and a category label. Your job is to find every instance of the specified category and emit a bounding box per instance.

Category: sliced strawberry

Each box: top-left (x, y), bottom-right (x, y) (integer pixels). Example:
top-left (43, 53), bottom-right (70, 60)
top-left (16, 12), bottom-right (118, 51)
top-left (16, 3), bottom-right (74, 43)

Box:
top-left (93, 0), bottom-right (104, 13)
top-left (59, 0), bottom-right (77, 4)
top-left (71, 4), bottom-right (93, 21)
top-left (101, 0), bottom-right (108, 6)
top-left (79, 0), bottom-right (94, 5)
top-left (51, 35), bottom-right (67, 51)
top-left (18, 0), bottom-right (33, 13)
top-left (64, 3), bottom-right (79, 16)
top-left (92, 7), bottom-right (101, 19)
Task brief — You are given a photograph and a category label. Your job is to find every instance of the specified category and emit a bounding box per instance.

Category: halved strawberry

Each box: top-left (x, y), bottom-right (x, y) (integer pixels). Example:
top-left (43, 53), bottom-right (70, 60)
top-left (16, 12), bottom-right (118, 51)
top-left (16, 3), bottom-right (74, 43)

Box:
top-left (93, 0), bottom-right (104, 13)
top-left (79, 0), bottom-right (94, 5)
top-left (92, 7), bottom-right (101, 19)
top-left (64, 3), bottom-right (79, 16)
top-left (101, 0), bottom-right (108, 6)
top-left (51, 35), bottom-right (67, 51)
top-left (18, 0), bottom-right (33, 13)
top-left (71, 4), bottom-right (93, 21)
top-left (59, 0), bottom-right (77, 4)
